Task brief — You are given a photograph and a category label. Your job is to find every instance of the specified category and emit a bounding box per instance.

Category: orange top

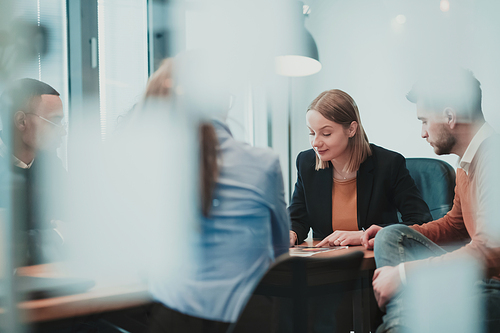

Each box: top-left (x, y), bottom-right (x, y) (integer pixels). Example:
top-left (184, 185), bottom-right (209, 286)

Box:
top-left (332, 177), bottom-right (358, 231)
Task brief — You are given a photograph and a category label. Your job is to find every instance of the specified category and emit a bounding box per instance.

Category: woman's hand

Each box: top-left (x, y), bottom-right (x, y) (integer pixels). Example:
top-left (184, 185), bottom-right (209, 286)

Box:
top-left (289, 230), bottom-right (298, 247)
top-left (316, 230), bottom-right (364, 247)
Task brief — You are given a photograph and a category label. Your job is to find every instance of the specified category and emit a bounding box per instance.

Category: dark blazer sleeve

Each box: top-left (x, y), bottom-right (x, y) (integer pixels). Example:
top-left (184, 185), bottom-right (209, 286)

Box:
top-left (357, 145), bottom-right (432, 229)
top-left (389, 153), bottom-right (433, 226)
top-left (289, 152), bottom-right (311, 244)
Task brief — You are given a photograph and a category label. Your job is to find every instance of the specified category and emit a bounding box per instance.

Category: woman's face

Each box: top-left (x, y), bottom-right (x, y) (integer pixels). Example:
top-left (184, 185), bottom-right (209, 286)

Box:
top-left (306, 110), bottom-right (353, 163)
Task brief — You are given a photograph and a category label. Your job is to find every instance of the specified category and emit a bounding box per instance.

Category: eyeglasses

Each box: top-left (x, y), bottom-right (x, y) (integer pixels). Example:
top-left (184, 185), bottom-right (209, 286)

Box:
top-left (24, 112), bottom-right (67, 130)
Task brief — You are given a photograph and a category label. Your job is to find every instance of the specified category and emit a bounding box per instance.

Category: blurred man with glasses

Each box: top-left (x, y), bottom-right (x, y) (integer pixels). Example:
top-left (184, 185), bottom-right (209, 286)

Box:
top-left (0, 78), bottom-right (67, 265)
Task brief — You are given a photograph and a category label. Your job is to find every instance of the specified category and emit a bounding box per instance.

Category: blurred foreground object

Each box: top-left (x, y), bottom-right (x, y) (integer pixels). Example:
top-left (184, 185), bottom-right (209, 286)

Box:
top-left (0, 20), bottom-right (48, 79)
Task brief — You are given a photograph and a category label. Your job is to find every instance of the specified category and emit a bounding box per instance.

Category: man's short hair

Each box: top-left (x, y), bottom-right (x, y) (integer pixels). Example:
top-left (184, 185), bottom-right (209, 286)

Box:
top-left (407, 67), bottom-right (484, 121)
top-left (0, 78), bottom-right (60, 126)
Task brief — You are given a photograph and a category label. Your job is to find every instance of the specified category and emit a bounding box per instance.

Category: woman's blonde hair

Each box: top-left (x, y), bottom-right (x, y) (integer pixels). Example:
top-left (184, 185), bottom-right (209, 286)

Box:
top-left (308, 89), bottom-right (371, 172)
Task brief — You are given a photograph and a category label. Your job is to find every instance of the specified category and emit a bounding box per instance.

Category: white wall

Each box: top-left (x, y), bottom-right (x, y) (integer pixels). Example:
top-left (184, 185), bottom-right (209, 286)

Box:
top-left (289, 0), bottom-right (500, 187)
top-left (98, 0), bottom-right (149, 141)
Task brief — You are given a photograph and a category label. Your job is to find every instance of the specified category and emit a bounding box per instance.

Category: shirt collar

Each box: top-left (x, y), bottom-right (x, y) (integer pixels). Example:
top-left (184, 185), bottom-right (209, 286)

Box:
top-left (13, 155), bottom-right (34, 169)
top-left (0, 135), bottom-right (34, 169)
top-left (459, 122), bottom-right (496, 174)
top-left (211, 118), bottom-right (233, 137)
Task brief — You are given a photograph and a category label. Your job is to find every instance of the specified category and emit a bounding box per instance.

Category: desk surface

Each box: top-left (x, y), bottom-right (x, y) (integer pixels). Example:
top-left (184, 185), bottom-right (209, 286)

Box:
top-left (14, 243), bottom-right (374, 324)
top-left (13, 264), bottom-right (151, 323)
top-left (299, 239), bottom-right (375, 270)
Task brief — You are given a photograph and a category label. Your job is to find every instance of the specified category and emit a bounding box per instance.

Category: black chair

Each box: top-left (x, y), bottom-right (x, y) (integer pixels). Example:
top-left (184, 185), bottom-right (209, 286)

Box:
top-left (231, 250), bottom-right (364, 333)
top-left (405, 158), bottom-right (456, 220)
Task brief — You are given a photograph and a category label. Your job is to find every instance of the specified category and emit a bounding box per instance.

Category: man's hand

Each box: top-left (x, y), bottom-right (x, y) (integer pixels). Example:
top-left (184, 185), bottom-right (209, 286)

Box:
top-left (289, 230), bottom-right (298, 247)
top-left (372, 265), bottom-right (401, 311)
top-left (316, 230), bottom-right (364, 247)
top-left (361, 225), bottom-right (383, 250)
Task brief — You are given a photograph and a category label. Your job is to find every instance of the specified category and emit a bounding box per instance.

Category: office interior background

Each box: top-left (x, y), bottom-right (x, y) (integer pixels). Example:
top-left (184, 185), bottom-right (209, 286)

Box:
top-left (2, 0), bottom-right (500, 197)
top-left (1, 0), bottom-right (500, 331)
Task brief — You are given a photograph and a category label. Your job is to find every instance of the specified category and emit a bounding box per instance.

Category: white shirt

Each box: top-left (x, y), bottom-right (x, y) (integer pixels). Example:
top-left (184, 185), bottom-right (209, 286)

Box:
top-left (0, 135), bottom-right (34, 169)
top-left (459, 122), bottom-right (496, 175)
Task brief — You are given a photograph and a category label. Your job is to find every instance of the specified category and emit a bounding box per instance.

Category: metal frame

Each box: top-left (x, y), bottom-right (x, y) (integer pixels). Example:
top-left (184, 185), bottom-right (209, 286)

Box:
top-left (66, 0), bottom-right (100, 168)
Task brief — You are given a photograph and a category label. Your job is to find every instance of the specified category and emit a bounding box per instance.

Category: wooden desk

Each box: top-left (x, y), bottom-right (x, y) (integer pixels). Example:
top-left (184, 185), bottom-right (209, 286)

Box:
top-left (298, 239), bottom-right (375, 270)
top-left (296, 240), bottom-right (377, 333)
top-left (13, 264), bottom-right (151, 324)
top-left (13, 244), bottom-right (375, 330)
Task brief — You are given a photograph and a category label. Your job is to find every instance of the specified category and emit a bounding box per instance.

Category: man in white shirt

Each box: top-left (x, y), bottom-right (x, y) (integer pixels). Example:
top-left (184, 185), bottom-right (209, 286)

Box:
top-left (362, 68), bottom-right (500, 333)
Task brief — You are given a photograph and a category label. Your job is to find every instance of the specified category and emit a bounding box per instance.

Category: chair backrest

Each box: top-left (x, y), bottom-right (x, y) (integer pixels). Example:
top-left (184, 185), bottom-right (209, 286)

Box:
top-left (243, 251), bottom-right (364, 333)
top-left (254, 251), bottom-right (364, 296)
top-left (405, 158), bottom-right (456, 220)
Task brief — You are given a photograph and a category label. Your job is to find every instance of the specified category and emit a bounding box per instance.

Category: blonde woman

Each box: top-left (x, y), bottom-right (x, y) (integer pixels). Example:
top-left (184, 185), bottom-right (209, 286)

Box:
top-left (289, 89), bottom-right (432, 247)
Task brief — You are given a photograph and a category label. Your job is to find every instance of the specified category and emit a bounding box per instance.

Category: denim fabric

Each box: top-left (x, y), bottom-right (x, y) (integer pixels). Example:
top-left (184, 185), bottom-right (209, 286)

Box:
top-left (150, 120), bottom-right (290, 323)
top-left (373, 225), bottom-right (446, 333)
top-left (373, 225), bottom-right (500, 333)
top-left (373, 224), bottom-right (447, 268)
top-left (478, 279), bottom-right (500, 333)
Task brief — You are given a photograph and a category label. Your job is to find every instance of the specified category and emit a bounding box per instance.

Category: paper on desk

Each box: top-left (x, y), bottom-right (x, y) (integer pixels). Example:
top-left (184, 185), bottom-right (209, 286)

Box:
top-left (289, 246), bottom-right (348, 257)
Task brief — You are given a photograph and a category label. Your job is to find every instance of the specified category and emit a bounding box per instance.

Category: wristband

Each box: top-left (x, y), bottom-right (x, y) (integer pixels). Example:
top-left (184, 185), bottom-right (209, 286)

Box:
top-left (398, 263), bottom-right (407, 285)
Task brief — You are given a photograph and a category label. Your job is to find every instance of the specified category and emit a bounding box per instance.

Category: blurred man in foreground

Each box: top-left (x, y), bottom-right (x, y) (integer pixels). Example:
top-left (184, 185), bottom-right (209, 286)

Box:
top-left (362, 68), bottom-right (500, 333)
top-left (0, 78), bottom-right (67, 265)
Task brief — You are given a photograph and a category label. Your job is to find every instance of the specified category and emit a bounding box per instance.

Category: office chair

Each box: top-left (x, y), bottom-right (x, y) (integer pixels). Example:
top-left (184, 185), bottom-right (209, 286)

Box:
top-left (230, 250), bottom-right (364, 333)
top-left (405, 158), bottom-right (456, 220)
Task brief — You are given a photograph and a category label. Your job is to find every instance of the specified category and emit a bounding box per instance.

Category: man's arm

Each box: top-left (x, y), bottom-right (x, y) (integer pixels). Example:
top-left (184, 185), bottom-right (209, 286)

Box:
top-left (407, 142), bottom-right (500, 277)
top-left (409, 188), bottom-right (469, 245)
top-left (362, 224), bottom-right (383, 250)
top-left (372, 265), bottom-right (402, 310)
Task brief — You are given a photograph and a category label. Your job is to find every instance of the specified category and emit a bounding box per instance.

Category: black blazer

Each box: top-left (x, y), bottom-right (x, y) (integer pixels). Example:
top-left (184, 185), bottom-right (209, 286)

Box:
top-left (289, 144), bottom-right (432, 244)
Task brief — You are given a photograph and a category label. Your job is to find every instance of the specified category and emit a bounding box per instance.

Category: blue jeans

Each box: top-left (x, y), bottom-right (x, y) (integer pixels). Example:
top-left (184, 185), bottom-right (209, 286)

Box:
top-left (373, 224), bottom-right (500, 333)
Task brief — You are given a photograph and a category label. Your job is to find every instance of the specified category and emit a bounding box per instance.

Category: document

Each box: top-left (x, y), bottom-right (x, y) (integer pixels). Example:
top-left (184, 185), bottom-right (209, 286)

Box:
top-left (289, 246), bottom-right (348, 257)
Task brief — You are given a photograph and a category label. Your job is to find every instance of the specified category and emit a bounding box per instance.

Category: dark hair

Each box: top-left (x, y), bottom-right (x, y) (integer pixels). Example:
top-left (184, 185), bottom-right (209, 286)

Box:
top-left (199, 123), bottom-right (219, 217)
top-left (0, 78), bottom-right (60, 125)
top-left (406, 68), bottom-right (483, 121)
top-left (307, 89), bottom-right (371, 172)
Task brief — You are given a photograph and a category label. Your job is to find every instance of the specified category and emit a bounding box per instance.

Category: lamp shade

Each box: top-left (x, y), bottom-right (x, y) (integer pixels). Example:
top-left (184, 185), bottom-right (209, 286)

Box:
top-left (275, 4), bottom-right (321, 77)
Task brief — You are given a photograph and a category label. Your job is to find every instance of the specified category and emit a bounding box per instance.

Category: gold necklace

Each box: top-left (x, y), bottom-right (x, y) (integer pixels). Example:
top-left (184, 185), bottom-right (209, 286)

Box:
top-left (334, 168), bottom-right (350, 180)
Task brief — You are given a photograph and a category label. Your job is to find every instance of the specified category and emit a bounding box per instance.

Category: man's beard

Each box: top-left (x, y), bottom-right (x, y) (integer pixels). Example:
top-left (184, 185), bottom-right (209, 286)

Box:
top-left (433, 124), bottom-right (456, 155)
